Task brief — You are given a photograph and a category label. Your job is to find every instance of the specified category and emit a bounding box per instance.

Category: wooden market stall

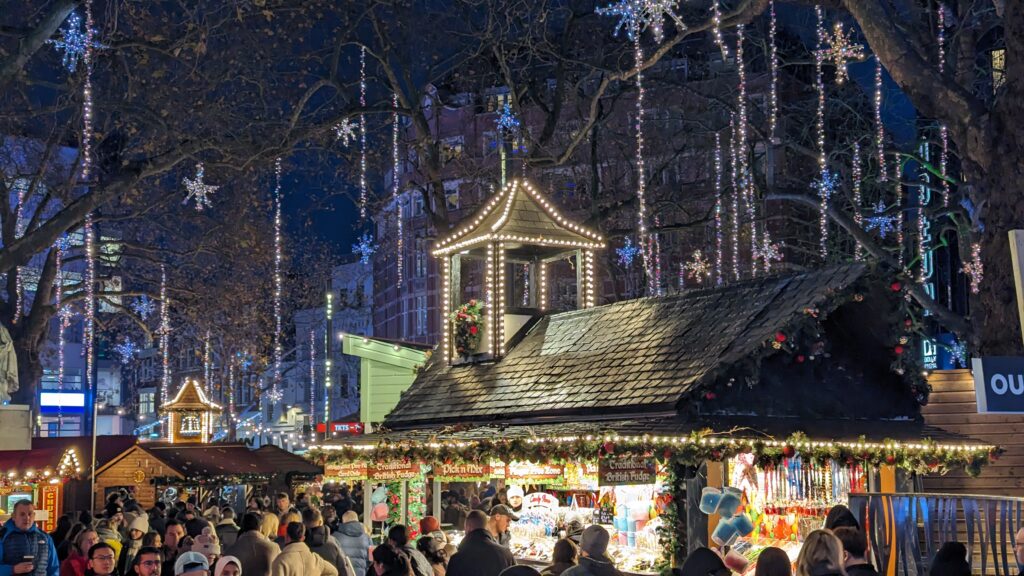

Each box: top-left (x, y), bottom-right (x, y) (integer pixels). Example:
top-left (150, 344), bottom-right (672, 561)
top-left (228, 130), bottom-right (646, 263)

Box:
top-left (313, 179), bottom-right (997, 575)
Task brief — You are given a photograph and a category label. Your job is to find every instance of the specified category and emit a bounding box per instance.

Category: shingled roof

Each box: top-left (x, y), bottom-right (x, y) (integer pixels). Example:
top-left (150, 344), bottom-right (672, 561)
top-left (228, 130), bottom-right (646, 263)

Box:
top-left (385, 265), bottom-right (866, 430)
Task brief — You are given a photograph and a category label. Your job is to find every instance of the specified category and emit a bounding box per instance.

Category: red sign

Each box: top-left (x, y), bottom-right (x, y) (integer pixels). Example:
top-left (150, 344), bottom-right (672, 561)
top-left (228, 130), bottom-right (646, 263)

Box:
top-left (435, 463), bottom-right (490, 481)
top-left (39, 484), bottom-right (62, 532)
top-left (324, 462), bottom-right (368, 481)
top-left (369, 461), bottom-right (421, 481)
top-left (315, 422), bottom-right (365, 434)
top-left (505, 462), bottom-right (564, 482)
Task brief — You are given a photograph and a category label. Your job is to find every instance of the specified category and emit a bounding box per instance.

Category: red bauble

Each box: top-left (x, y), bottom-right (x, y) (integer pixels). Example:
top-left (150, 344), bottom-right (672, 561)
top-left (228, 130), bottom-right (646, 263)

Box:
top-left (894, 345), bottom-right (904, 355)
top-left (711, 450), bottom-right (723, 460)
top-left (904, 319), bottom-right (913, 328)
top-left (796, 355), bottom-right (806, 363)
top-left (989, 450), bottom-right (1001, 462)
top-left (885, 454), bottom-right (896, 465)
top-left (891, 281), bottom-right (902, 292)
top-left (782, 446), bottom-right (796, 458)
top-left (703, 391), bottom-right (717, 401)
top-left (602, 441), bottom-right (615, 455)
top-left (469, 325), bottom-right (478, 335)
top-left (774, 332), bottom-right (787, 343)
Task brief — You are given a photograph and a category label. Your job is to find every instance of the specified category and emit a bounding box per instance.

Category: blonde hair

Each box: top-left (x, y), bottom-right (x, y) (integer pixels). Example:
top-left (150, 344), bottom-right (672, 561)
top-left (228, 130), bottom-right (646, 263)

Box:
top-left (282, 511), bottom-right (302, 526)
top-left (796, 529), bottom-right (846, 576)
top-left (259, 513), bottom-right (279, 538)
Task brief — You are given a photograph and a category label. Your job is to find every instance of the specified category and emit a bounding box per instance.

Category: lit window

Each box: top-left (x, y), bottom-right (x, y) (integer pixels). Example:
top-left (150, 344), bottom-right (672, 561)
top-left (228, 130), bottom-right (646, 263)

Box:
top-left (992, 49), bottom-right (1006, 92)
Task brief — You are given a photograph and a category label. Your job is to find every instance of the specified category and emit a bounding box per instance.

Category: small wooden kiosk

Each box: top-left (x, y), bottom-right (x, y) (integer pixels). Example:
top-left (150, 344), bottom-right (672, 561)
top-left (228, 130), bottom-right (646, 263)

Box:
top-left (163, 378), bottom-right (221, 444)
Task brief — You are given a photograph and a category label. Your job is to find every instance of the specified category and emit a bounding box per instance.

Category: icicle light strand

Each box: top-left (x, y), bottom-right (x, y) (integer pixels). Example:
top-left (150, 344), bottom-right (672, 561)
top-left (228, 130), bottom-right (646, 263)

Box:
top-left (895, 174), bottom-right (905, 268)
top-left (730, 116), bottom-right (739, 281)
top-left (270, 158), bottom-right (284, 405)
top-left (393, 93), bottom-right (404, 284)
top-left (359, 46), bottom-right (368, 220)
top-left (711, 0), bottom-right (729, 61)
top-left (55, 238), bottom-right (68, 433)
top-left (309, 328), bottom-right (316, 438)
top-left (159, 266), bottom-right (170, 407)
top-left (815, 5), bottom-right (829, 260)
top-left (852, 142), bottom-right (864, 261)
top-left (769, 0), bottom-right (779, 140)
top-left (736, 25), bottom-right (758, 277)
top-left (714, 131), bottom-right (724, 285)
top-left (875, 58), bottom-right (887, 182)
top-left (84, 213), bottom-right (95, 410)
top-left (633, 36), bottom-right (652, 294)
top-left (203, 330), bottom-right (212, 397)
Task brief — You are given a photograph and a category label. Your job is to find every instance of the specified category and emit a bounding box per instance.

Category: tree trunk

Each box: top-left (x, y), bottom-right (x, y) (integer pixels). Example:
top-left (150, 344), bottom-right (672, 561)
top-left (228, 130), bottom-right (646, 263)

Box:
top-left (11, 335), bottom-right (42, 408)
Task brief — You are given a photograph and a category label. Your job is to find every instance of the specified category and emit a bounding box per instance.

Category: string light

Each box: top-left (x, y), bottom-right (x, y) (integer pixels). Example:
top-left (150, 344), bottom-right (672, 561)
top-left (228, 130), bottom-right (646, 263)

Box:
top-left (269, 158), bottom-right (283, 405)
top-left (596, 0), bottom-right (683, 44)
top-left (157, 265), bottom-right (171, 406)
top-left (393, 93), bottom-right (403, 285)
top-left (684, 250), bottom-right (712, 283)
top-left (895, 174), bottom-right (905, 268)
top-left (633, 34), bottom-right (652, 294)
top-left (815, 5), bottom-right (829, 260)
top-left (937, 6), bottom-right (950, 208)
top-left (324, 293), bottom-right (333, 431)
top-left (539, 261), bottom-right (548, 312)
top-left (203, 330), bottom-right (212, 397)
top-left (617, 237), bottom-right (641, 267)
top-left (736, 25), bottom-right (758, 277)
top-left (84, 212), bottom-right (95, 419)
top-left (729, 116), bottom-right (739, 281)
top-left (937, 4), bottom-right (946, 73)
top-left (352, 233), bottom-right (377, 264)
top-left (852, 142), bottom-right (864, 260)
top-left (754, 235), bottom-right (783, 270)
top-left (963, 242), bottom-right (983, 294)
top-left (359, 46), bottom-right (368, 220)
top-left (819, 21), bottom-right (864, 85)
top-left (875, 57), bottom-right (887, 182)
top-left (864, 201), bottom-right (897, 238)
top-left (917, 140), bottom-right (932, 284)
top-left (768, 0), bottom-right (779, 140)
top-left (522, 264), bottom-right (530, 306)
top-left (228, 362), bottom-right (235, 423)
top-left (710, 0), bottom-right (729, 61)
top-left (54, 236), bottom-right (71, 434)
top-left (182, 162), bottom-right (218, 210)
top-left (652, 216), bottom-right (663, 295)
top-left (714, 132), bottom-right (724, 285)
top-left (497, 243), bottom-right (506, 355)
top-left (949, 340), bottom-right (967, 368)
top-left (497, 101), bottom-right (521, 188)
top-left (584, 251), bottom-right (596, 307)
top-left (442, 258), bottom-right (451, 362)
top-left (309, 328), bottom-right (316, 433)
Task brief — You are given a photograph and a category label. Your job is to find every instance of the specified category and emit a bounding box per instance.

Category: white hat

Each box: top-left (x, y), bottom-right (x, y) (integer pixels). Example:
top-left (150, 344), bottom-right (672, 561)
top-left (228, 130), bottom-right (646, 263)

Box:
top-left (175, 552), bottom-right (210, 575)
top-left (506, 486), bottom-right (524, 499)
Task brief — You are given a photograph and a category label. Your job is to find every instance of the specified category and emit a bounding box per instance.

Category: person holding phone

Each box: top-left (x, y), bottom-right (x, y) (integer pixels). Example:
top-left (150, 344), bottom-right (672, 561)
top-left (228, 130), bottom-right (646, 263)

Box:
top-left (0, 499), bottom-right (60, 575)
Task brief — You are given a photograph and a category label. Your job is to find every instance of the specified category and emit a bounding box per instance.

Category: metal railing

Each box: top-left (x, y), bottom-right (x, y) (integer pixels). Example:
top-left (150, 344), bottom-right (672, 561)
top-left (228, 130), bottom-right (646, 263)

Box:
top-left (848, 493), bottom-right (1024, 576)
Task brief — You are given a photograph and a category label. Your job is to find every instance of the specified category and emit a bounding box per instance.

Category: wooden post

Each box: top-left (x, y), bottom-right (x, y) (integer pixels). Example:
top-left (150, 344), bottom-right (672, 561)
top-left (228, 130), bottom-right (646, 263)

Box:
top-left (432, 479), bottom-right (442, 519)
top-left (1008, 230), bottom-right (1024, 348)
top-left (400, 481), bottom-right (409, 526)
top-left (362, 480), bottom-right (372, 532)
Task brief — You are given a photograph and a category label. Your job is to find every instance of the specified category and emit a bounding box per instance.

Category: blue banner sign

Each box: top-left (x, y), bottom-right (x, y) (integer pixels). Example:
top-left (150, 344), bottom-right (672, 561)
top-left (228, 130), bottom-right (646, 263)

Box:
top-left (972, 357), bottom-right (1024, 413)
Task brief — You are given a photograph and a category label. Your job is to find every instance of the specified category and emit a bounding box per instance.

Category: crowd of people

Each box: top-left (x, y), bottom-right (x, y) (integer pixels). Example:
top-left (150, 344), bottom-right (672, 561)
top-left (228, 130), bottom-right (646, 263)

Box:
top-left (1, 491), bottom-right (1021, 576)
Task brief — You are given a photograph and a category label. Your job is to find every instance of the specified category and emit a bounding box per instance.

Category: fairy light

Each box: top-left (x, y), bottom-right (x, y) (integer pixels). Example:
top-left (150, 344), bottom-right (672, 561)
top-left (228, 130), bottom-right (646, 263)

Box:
top-left (729, 116), bottom-right (739, 281)
top-left (80, 1), bottom-right (96, 182)
top-left (13, 182), bottom-right (25, 324)
top-left (937, 7), bottom-right (950, 208)
top-left (324, 293), bottom-right (333, 431)
top-left (497, 243), bottom-right (507, 356)
top-left (158, 265), bottom-right (171, 406)
top-left (714, 132), bottom-right (724, 285)
top-left (359, 46), bottom-right (368, 220)
top-left (875, 57), bottom-right (887, 182)
top-left (736, 25), bottom-right (758, 277)
top-left (522, 264), bottom-right (530, 306)
top-left (442, 258), bottom-right (451, 362)
top-left (711, 0), bottom-right (729, 61)
top-left (228, 362), bottom-right (236, 422)
top-left (633, 34), bottom-right (652, 295)
top-left (203, 330), bottom-right (212, 397)
top-left (539, 261), bottom-right (547, 312)
top-left (768, 0), bottom-right (779, 140)
top-left (393, 93), bottom-right (404, 284)
top-left (813, 170), bottom-right (838, 260)
top-left (815, 5), bottom-right (829, 260)
top-left (963, 242), bottom-right (983, 294)
top-left (269, 158), bottom-right (284, 406)
top-left (54, 237), bottom-right (71, 433)
top-left (652, 216), bottom-right (663, 295)
top-left (309, 328), bottom-right (316, 432)
top-left (937, 4), bottom-right (946, 73)
top-left (852, 142), bottom-right (864, 261)
top-left (486, 243), bottom-right (494, 354)
top-left (584, 251), bottom-right (596, 307)
top-left (917, 139), bottom-right (933, 284)
top-left (895, 174), bottom-right (905, 268)
top-left (84, 213), bottom-right (96, 412)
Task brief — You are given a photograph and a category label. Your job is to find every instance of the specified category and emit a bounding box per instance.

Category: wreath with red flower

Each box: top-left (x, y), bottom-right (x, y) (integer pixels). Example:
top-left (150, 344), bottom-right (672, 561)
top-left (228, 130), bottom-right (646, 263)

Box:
top-left (450, 300), bottom-right (484, 357)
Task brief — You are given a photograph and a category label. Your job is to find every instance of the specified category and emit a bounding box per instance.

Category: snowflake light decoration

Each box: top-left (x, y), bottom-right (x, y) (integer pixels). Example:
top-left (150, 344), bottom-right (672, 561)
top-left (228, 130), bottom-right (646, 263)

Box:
top-left (352, 233), bottom-right (377, 265)
top-left (334, 119), bottom-right (357, 147)
top-left (811, 169), bottom-right (840, 201)
top-left (57, 304), bottom-right (74, 324)
top-left (55, 234), bottom-right (72, 253)
top-left (684, 250), bottom-right (712, 282)
top-left (182, 162), bottom-right (219, 211)
top-left (496, 102), bottom-right (521, 137)
top-left (596, 0), bottom-right (685, 43)
top-left (132, 295), bottom-right (156, 320)
top-left (818, 21), bottom-right (865, 84)
top-left (616, 237), bottom-right (642, 267)
top-left (949, 340), bottom-right (967, 368)
top-left (47, 12), bottom-right (107, 73)
top-left (754, 237), bottom-right (784, 264)
top-left (114, 340), bottom-right (138, 365)
top-left (864, 200), bottom-right (898, 238)
top-left (962, 242), bottom-right (983, 294)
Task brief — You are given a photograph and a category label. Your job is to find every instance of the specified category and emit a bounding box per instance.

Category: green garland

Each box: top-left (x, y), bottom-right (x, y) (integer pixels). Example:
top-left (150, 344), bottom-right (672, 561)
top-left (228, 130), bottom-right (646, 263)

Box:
top-left (311, 431), bottom-right (999, 478)
top-left (449, 300), bottom-right (484, 357)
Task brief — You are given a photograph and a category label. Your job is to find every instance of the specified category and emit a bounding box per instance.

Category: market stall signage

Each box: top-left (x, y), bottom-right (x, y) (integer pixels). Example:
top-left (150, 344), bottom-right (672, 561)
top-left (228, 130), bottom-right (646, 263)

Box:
top-left (972, 357), bottom-right (1024, 413)
top-left (325, 462), bottom-right (369, 481)
top-left (598, 455), bottom-right (657, 486)
top-left (435, 463), bottom-right (490, 481)
top-left (40, 484), bottom-right (61, 532)
top-left (522, 492), bottom-right (559, 511)
top-left (505, 462), bottom-right (564, 482)
top-left (369, 461), bottom-right (421, 481)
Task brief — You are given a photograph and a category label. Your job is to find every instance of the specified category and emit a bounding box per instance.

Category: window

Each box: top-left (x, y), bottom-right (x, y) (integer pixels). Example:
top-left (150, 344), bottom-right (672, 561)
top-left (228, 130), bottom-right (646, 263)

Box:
top-left (412, 194), bottom-right (425, 217)
top-left (992, 49), bottom-right (1006, 92)
top-left (482, 131), bottom-right (497, 156)
top-left (414, 295), bottom-right (428, 336)
top-left (444, 181), bottom-right (460, 211)
top-left (139, 391), bottom-right (155, 415)
top-left (414, 238), bottom-right (428, 278)
top-left (441, 136), bottom-right (465, 163)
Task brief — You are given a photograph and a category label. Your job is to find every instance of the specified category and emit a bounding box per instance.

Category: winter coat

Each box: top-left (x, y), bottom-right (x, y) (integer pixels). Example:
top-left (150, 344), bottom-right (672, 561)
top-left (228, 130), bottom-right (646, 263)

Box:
top-left (445, 529), bottom-right (515, 576)
top-left (0, 518), bottom-right (60, 576)
top-left (332, 521), bottom-right (371, 576)
top-left (270, 542), bottom-right (339, 576)
top-left (216, 521), bottom-right (241, 549)
top-left (561, 556), bottom-right (624, 576)
top-left (846, 564), bottom-right (879, 576)
top-left (225, 530), bottom-right (281, 576)
top-left (59, 552), bottom-right (87, 576)
top-left (541, 561), bottom-right (577, 576)
top-left (400, 543), bottom-right (435, 576)
top-left (115, 538), bottom-right (143, 576)
top-left (306, 526), bottom-right (356, 576)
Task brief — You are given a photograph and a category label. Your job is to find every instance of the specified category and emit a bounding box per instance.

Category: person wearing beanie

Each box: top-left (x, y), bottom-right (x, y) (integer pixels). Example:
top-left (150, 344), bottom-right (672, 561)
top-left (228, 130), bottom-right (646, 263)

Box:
top-left (419, 517), bottom-right (447, 545)
top-left (213, 555), bottom-right (243, 576)
top-left (824, 505), bottom-right (860, 531)
top-left (192, 526), bottom-right (222, 567)
top-left (117, 514), bottom-right (151, 574)
top-left (561, 525), bottom-right (622, 576)
top-left (330, 511), bottom-right (370, 576)
top-left (929, 542), bottom-right (970, 576)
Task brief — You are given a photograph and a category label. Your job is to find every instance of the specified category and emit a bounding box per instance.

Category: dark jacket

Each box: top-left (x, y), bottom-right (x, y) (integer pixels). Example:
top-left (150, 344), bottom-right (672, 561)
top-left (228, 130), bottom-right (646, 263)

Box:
top-left (541, 562), bottom-right (576, 576)
top-left (400, 544), bottom-right (434, 576)
top-left (332, 522), bottom-right (371, 576)
top-left (446, 529), bottom-right (515, 576)
top-left (562, 556), bottom-right (623, 576)
top-left (846, 564), bottom-right (879, 576)
top-left (184, 517), bottom-right (210, 539)
top-left (0, 518), bottom-right (60, 576)
top-left (216, 521), bottom-right (241, 548)
top-left (307, 526), bottom-right (353, 576)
